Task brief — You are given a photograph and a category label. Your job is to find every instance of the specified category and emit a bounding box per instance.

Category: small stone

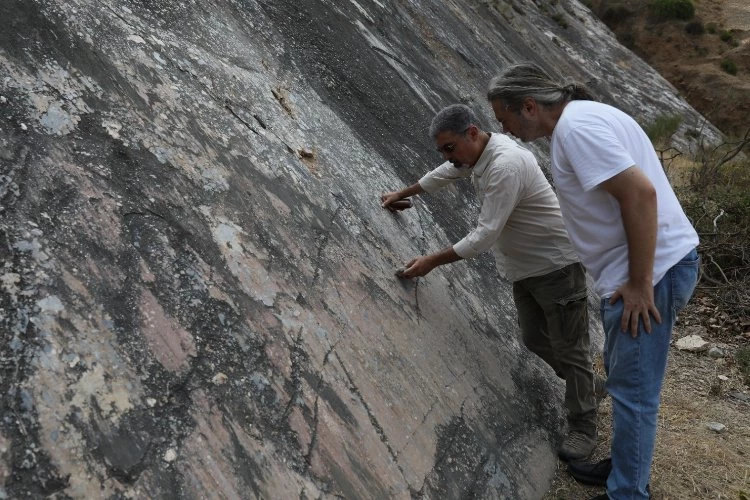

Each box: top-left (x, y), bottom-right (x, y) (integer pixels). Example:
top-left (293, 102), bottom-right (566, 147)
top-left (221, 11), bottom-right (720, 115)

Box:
top-left (728, 392), bottom-right (750, 403)
top-left (706, 422), bottom-right (726, 433)
top-left (675, 335), bottom-right (709, 352)
top-left (0, 96), bottom-right (7, 104)
top-left (163, 448), bottom-right (177, 462)
top-left (20, 123), bottom-right (27, 131)
top-left (717, 375), bottom-right (729, 381)
top-left (212, 373), bottom-right (228, 385)
top-left (708, 347), bottom-right (725, 359)
top-left (145, 397), bottom-right (157, 407)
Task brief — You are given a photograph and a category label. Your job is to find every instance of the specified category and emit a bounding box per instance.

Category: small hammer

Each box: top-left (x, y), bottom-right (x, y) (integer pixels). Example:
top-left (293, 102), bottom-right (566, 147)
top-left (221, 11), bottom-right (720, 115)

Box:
top-left (388, 198), bottom-right (413, 211)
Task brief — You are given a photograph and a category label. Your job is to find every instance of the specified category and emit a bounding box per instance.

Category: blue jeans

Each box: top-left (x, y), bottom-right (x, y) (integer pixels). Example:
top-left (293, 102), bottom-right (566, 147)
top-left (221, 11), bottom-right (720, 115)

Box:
top-left (601, 249), bottom-right (699, 499)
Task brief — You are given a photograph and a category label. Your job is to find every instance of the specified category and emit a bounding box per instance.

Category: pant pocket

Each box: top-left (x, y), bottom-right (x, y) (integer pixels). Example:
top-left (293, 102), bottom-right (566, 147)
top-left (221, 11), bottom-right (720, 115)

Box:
top-left (556, 290), bottom-right (589, 343)
top-left (672, 257), bottom-right (700, 312)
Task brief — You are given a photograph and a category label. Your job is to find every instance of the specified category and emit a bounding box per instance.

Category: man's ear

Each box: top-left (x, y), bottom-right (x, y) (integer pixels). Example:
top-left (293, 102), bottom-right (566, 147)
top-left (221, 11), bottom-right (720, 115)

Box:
top-left (522, 97), bottom-right (536, 115)
top-left (467, 124), bottom-right (480, 139)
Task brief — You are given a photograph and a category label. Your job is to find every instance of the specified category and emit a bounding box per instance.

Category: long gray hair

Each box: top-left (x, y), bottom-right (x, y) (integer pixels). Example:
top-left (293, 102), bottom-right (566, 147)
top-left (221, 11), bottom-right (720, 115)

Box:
top-left (487, 63), bottom-right (594, 110)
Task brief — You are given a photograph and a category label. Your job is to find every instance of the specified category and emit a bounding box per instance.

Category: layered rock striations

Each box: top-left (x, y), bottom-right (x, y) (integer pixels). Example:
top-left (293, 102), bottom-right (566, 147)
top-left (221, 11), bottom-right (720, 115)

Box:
top-left (0, 0), bottom-right (720, 498)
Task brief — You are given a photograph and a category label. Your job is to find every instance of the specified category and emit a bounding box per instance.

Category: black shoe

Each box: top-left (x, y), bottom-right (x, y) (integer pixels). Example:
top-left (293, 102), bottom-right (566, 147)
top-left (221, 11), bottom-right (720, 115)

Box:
top-left (558, 430), bottom-right (597, 461)
top-left (586, 485), bottom-right (650, 500)
top-left (568, 457), bottom-right (611, 486)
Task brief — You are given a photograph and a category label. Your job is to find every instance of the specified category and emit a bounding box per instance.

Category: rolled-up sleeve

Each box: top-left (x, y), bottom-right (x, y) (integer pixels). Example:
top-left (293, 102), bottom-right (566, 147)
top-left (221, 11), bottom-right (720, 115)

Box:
top-left (418, 161), bottom-right (472, 193)
top-left (453, 166), bottom-right (521, 259)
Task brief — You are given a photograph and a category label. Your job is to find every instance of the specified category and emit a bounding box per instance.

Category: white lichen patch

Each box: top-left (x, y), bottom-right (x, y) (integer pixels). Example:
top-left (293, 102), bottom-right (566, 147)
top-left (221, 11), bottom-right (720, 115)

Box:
top-left (0, 273), bottom-right (21, 304)
top-left (101, 118), bottom-right (122, 139)
top-left (37, 295), bottom-right (65, 314)
top-left (13, 238), bottom-right (51, 266)
top-left (201, 166), bottom-right (230, 193)
top-left (201, 208), bottom-right (280, 307)
top-left (40, 101), bottom-right (80, 135)
top-left (70, 363), bottom-right (135, 421)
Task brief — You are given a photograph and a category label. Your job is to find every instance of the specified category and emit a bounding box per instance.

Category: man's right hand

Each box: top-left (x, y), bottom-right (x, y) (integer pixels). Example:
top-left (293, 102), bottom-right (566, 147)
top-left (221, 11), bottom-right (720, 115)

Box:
top-left (381, 191), bottom-right (404, 211)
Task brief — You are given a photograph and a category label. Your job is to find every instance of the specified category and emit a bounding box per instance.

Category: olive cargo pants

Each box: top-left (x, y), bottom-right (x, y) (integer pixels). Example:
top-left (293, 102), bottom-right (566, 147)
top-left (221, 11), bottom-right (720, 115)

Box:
top-left (513, 262), bottom-right (597, 434)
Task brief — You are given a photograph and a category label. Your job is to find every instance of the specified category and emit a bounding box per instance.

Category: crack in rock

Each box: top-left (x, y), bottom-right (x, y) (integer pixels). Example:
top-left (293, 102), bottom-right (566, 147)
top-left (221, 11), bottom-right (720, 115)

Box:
top-left (332, 351), bottom-right (408, 483)
top-left (278, 327), bottom-right (305, 427)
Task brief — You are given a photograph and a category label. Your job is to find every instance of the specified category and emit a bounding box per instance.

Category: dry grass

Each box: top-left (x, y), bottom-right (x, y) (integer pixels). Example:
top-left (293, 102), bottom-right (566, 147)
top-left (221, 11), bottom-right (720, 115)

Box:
top-left (543, 319), bottom-right (750, 500)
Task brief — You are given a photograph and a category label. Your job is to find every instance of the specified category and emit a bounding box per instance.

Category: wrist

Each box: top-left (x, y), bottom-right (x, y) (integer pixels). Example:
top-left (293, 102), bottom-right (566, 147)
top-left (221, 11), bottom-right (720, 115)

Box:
top-left (629, 275), bottom-right (653, 286)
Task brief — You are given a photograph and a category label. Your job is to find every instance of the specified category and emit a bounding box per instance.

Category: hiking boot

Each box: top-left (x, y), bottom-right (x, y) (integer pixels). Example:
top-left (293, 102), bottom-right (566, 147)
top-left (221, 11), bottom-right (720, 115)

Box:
top-left (594, 374), bottom-right (608, 403)
top-left (568, 457), bottom-right (611, 486)
top-left (558, 430), bottom-right (597, 461)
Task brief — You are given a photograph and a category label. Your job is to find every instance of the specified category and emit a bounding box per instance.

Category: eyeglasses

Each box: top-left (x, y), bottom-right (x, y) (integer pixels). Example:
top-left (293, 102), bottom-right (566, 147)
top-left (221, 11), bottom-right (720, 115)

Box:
top-left (436, 128), bottom-right (469, 154)
top-left (437, 142), bottom-right (457, 154)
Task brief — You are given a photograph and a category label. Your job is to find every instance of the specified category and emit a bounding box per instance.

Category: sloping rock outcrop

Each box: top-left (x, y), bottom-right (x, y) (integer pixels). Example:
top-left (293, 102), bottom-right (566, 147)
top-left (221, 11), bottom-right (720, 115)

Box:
top-left (0, 0), bottom-right (722, 498)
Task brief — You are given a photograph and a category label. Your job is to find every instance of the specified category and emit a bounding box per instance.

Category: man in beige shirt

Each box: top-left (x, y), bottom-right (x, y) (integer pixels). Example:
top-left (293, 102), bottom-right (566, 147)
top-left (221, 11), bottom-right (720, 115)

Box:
top-left (382, 104), bottom-right (599, 460)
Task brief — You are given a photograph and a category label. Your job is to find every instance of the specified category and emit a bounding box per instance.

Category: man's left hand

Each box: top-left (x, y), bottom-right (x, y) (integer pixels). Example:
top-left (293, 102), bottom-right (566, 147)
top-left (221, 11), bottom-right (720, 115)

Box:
top-left (609, 280), bottom-right (662, 337)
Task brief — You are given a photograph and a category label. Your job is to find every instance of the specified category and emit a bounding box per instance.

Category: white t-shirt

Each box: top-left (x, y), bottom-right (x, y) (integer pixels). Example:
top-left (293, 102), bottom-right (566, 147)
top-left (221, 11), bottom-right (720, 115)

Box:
top-left (550, 100), bottom-right (699, 297)
top-left (419, 133), bottom-right (579, 281)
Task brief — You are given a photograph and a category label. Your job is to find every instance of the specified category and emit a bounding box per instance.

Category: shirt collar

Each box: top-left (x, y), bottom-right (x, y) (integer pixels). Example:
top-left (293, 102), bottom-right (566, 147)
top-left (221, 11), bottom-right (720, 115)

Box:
top-left (471, 132), bottom-right (496, 177)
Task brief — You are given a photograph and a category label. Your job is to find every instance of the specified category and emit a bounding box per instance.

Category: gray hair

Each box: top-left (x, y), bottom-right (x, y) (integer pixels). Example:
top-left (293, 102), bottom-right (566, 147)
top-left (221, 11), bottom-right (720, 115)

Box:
top-left (429, 104), bottom-right (480, 138)
top-left (487, 62), bottom-right (594, 110)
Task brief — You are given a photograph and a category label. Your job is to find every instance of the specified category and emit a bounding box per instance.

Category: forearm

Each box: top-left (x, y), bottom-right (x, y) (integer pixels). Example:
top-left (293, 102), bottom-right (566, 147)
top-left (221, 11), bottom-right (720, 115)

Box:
top-left (428, 246), bottom-right (463, 268)
top-left (397, 182), bottom-right (425, 199)
top-left (621, 192), bottom-right (657, 285)
top-left (601, 166), bottom-right (658, 286)
top-left (400, 246), bottom-right (463, 278)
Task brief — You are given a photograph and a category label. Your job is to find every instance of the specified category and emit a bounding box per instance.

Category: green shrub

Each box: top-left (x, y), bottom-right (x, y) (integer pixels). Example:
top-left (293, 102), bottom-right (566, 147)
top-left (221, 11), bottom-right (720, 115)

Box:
top-left (651, 0), bottom-right (695, 20)
top-left (705, 22), bottom-right (717, 34)
top-left (719, 30), bottom-right (733, 42)
top-left (720, 59), bottom-right (738, 75)
top-left (645, 114), bottom-right (682, 143)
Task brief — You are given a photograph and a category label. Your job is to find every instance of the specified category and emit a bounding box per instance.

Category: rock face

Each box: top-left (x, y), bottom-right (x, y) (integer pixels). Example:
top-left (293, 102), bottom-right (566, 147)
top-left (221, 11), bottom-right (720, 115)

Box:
top-left (0, 0), bottom-right (721, 498)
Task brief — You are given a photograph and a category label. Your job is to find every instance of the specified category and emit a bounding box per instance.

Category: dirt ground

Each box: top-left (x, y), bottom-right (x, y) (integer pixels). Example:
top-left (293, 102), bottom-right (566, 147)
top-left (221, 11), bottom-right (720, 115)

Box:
top-left (542, 304), bottom-right (750, 500)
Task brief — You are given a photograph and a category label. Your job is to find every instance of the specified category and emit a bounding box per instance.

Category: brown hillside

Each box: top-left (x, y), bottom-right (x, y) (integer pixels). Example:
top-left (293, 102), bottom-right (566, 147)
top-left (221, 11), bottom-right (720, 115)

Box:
top-left (589, 0), bottom-right (750, 137)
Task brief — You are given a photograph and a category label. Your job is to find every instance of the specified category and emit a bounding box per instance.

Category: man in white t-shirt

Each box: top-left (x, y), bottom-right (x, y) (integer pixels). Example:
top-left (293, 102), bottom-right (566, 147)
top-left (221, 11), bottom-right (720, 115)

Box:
top-left (487, 64), bottom-right (700, 500)
top-left (382, 104), bottom-right (602, 461)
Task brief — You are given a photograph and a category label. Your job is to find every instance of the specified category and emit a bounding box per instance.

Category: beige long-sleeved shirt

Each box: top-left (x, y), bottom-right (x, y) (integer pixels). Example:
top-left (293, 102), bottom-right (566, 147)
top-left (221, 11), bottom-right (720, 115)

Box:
top-left (418, 133), bottom-right (579, 282)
